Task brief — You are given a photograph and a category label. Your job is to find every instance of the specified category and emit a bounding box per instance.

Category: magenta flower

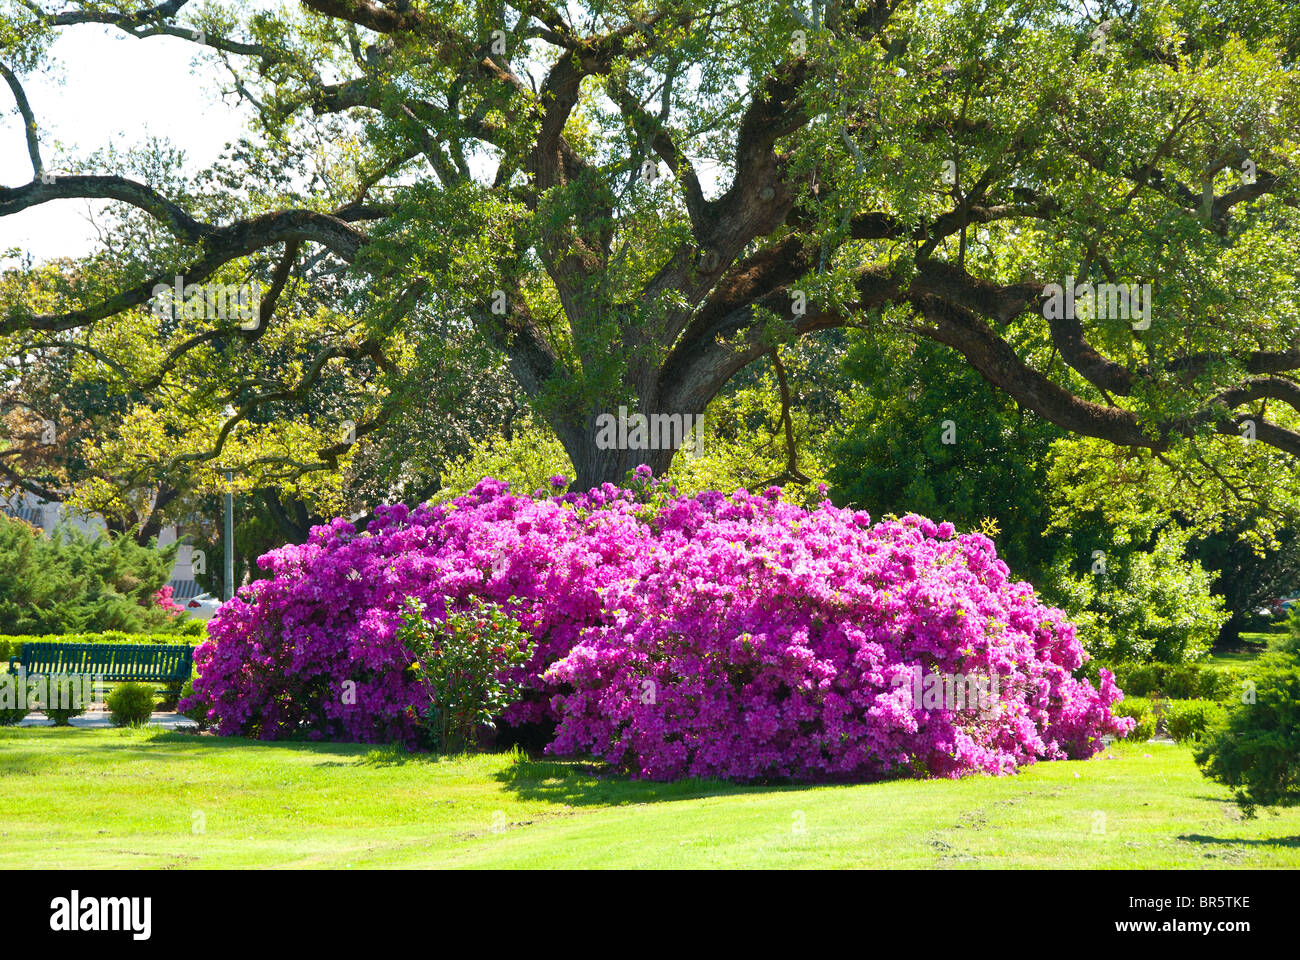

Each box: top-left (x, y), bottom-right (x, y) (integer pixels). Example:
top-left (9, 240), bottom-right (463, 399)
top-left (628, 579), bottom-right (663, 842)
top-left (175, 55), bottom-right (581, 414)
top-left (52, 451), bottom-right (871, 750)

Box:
top-left (181, 478), bottom-right (1134, 778)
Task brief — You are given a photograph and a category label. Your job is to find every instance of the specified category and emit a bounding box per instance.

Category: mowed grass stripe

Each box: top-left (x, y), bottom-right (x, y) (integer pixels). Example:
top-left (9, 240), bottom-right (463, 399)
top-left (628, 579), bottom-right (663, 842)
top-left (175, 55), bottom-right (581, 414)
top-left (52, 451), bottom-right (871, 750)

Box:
top-left (1, 729), bottom-right (1297, 869)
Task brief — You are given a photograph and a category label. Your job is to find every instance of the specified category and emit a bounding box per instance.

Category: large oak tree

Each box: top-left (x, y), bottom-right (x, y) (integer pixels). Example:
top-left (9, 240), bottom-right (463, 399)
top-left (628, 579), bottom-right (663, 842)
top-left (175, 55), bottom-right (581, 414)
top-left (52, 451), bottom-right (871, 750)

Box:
top-left (2, 0), bottom-right (1298, 492)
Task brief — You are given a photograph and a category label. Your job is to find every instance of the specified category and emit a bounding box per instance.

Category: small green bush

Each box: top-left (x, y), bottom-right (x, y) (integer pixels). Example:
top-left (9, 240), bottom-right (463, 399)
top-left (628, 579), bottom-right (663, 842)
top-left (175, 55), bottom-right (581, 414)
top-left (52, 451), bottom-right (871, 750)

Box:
top-left (44, 704), bottom-right (85, 726)
top-left (28, 674), bottom-right (88, 726)
top-left (178, 678), bottom-right (211, 729)
top-left (107, 682), bottom-right (157, 727)
top-left (396, 595), bottom-right (535, 753)
top-left (1127, 716), bottom-right (1156, 741)
top-left (1111, 695), bottom-right (1227, 743)
top-left (0, 707), bottom-right (29, 726)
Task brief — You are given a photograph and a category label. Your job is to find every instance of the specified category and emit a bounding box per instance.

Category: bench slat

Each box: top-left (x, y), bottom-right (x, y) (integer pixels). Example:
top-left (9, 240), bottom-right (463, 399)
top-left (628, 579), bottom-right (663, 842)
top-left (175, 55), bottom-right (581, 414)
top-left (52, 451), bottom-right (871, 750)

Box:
top-left (9, 642), bottom-right (194, 683)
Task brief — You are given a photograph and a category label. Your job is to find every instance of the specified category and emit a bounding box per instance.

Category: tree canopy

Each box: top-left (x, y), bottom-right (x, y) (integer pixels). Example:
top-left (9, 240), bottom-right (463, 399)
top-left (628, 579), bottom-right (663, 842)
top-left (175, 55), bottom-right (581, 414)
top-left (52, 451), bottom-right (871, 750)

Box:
top-left (2, 0), bottom-right (1297, 509)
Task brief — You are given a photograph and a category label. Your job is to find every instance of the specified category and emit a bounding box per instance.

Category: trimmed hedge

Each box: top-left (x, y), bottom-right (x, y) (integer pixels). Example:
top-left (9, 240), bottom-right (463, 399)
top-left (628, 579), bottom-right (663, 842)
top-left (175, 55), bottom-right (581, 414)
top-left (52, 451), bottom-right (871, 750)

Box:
top-left (1166, 700), bottom-right (1228, 743)
top-left (0, 631), bottom-right (201, 665)
top-left (1111, 695), bottom-right (1228, 743)
top-left (1107, 661), bottom-right (1244, 702)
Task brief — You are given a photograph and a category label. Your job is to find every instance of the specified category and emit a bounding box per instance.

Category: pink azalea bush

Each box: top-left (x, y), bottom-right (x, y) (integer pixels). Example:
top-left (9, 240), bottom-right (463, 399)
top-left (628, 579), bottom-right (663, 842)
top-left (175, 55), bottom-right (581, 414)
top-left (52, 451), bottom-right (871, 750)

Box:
top-left (183, 473), bottom-right (1132, 780)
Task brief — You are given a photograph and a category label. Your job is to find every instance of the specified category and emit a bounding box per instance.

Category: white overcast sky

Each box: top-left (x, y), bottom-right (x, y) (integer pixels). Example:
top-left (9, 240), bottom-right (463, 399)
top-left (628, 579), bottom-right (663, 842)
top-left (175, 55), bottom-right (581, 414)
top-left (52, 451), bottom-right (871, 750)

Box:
top-left (0, 23), bottom-right (252, 266)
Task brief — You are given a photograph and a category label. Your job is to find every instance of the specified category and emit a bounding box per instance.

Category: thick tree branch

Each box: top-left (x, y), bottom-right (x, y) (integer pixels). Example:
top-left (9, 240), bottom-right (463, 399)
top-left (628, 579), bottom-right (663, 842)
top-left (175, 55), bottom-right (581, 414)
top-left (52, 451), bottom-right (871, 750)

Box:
top-left (0, 62), bottom-right (43, 178)
top-left (23, 0), bottom-right (269, 58)
top-left (4, 210), bottom-right (364, 334)
top-left (0, 174), bottom-right (212, 237)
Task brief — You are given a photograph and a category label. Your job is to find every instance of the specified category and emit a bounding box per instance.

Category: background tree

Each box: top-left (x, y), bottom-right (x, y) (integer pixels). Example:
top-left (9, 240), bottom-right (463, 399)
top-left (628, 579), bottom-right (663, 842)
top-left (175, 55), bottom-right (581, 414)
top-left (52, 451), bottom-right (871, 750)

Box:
top-left (829, 332), bottom-right (1063, 581)
top-left (0, 139), bottom-right (525, 540)
top-left (828, 326), bottom-right (1235, 662)
top-left (434, 341), bottom-right (838, 504)
top-left (1187, 523), bottom-right (1300, 645)
top-left (1047, 524), bottom-right (1228, 663)
top-left (0, 512), bottom-right (183, 634)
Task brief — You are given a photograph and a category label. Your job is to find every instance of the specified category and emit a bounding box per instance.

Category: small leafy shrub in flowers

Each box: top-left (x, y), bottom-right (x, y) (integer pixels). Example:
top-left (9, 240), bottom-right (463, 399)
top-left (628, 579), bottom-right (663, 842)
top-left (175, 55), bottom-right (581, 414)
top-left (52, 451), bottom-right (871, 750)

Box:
top-left (182, 472), bottom-right (1132, 779)
top-left (396, 595), bottom-right (534, 752)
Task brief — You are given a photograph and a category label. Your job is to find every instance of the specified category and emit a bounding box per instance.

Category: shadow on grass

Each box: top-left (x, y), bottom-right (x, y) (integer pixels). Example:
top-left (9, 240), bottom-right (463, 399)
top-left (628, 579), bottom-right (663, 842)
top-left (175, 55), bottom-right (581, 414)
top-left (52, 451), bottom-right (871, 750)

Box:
top-left (1179, 834), bottom-right (1300, 849)
top-left (491, 755), bottom-right (819, 807)
top-left (144, 733), bottom-right (447, 770)
top-left (0, 727), bottom-right (395, 771)
top-left (314, 746), bottom-right (468, 768)
top-left (0, 729), bottom-right (873, 807)
top-left (139, 732), bottom-right (797, 798)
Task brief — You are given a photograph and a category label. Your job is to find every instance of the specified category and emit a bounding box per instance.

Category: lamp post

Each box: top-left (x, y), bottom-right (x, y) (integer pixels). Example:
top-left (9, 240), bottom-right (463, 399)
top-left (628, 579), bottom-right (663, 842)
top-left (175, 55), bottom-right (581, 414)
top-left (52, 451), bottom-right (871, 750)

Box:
top-left (224, 471), bottom-right (234, 601)
top-left (222, 405), bottom-right (235, 602)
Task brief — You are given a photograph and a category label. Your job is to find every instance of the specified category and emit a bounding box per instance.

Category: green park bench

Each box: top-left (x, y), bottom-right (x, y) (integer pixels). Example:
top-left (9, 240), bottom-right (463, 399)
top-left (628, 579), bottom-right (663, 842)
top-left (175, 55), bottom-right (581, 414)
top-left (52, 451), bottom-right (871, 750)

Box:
top-left (7, 642), bottom-right (194, 696)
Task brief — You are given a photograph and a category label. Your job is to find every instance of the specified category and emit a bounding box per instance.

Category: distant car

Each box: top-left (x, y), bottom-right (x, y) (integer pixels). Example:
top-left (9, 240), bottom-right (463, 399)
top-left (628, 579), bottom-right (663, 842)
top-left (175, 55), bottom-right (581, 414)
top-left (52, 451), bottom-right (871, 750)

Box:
top-left (1262, 596), bottom-right (1298, 619)
top-left (185, 593), bottom-right (221, 620)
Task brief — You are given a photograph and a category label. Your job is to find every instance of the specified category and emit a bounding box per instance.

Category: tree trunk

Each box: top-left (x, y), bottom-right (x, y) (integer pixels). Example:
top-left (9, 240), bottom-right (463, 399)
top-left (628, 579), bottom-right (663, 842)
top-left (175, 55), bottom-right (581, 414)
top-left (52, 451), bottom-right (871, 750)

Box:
top-left (1216, 611), bottom-right (1245, 650)
top-left (562, 408), bottom-right (693, 491)
top-left (134, 486), bottom-right (179, 546)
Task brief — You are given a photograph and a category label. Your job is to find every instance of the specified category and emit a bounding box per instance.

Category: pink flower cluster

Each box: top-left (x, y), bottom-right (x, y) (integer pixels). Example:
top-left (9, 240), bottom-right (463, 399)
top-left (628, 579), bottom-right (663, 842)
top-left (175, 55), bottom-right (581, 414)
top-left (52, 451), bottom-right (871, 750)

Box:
top-left (153, 584), bottom-right (183, 614)
top-left (183, 477), bottom-right (1133, 779)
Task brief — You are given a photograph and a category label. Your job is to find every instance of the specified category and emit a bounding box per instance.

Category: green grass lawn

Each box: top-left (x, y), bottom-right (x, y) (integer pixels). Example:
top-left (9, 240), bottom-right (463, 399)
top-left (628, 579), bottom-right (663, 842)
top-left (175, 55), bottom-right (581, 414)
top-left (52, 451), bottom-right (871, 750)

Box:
top-left (2, 728), bottom-right (1297, 868)
top-left (1204, 626), bottom-right (1291, 672)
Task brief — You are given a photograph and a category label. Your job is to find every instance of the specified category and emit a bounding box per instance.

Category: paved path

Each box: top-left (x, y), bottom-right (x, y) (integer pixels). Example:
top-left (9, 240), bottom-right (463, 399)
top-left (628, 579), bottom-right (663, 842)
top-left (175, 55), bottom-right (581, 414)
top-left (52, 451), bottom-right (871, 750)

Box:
top-left (18, 706), bottom-right (196, 730)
